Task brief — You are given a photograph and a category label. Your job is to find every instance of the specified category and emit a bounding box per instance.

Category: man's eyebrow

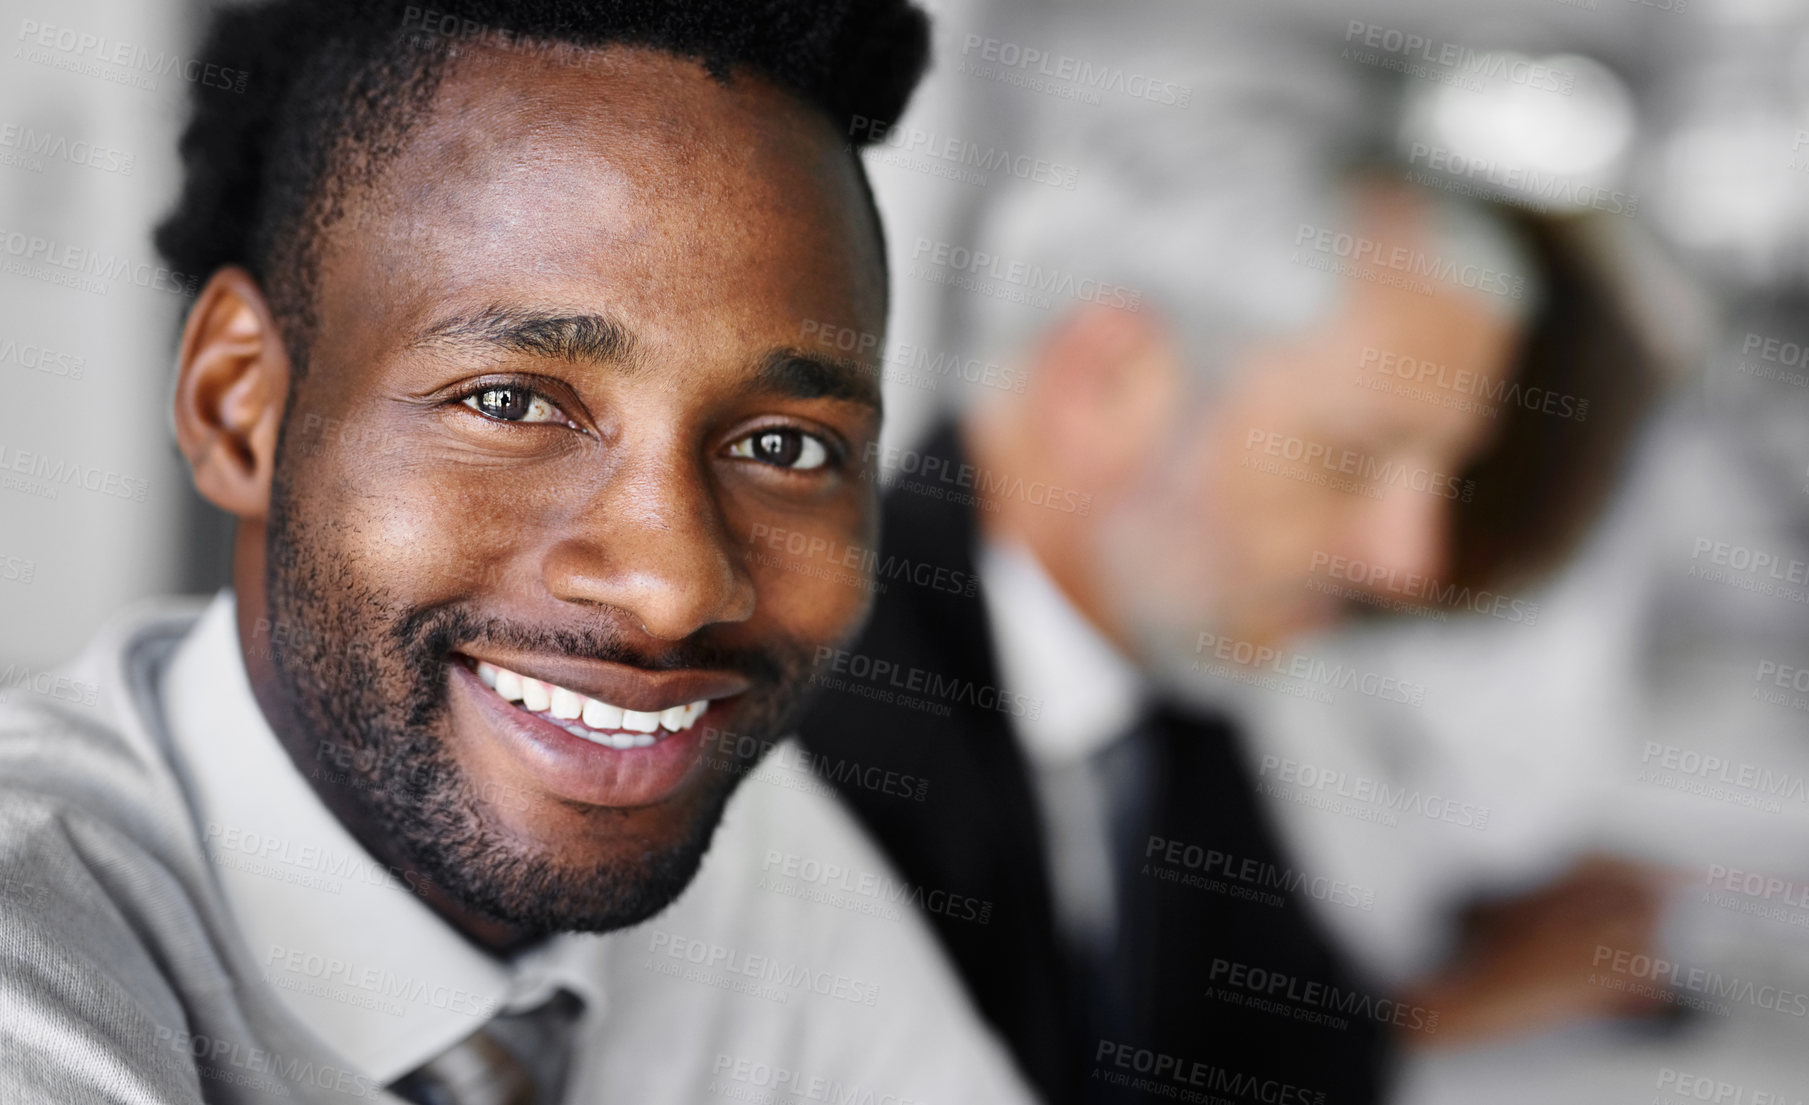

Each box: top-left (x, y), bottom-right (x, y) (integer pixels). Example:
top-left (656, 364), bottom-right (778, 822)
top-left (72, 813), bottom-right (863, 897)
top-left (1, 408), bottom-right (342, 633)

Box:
top-left (407, 307), bottom-right (636, 367)
top-left (750, 349), bottom-right (883, 412)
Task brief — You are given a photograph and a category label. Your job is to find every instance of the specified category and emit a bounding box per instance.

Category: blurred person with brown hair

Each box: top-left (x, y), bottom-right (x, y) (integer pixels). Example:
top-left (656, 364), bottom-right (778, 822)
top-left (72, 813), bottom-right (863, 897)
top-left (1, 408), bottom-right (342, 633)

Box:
top-left (796, 17), bottom-right (1665, 1104)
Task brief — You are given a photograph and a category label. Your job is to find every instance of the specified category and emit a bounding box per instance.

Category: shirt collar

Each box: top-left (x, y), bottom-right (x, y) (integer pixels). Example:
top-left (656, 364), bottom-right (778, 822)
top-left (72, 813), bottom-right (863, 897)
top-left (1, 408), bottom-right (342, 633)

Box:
top-left (976, 539), bottom-right (1146, 769)
top-left (159, 591), bottom-right (607, 1083)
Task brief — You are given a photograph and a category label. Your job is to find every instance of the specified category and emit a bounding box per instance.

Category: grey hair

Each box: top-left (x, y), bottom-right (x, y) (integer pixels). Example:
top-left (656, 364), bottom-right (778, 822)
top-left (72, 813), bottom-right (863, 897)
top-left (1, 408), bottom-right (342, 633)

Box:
top-left (938, 10), bottom-right (1544, 401)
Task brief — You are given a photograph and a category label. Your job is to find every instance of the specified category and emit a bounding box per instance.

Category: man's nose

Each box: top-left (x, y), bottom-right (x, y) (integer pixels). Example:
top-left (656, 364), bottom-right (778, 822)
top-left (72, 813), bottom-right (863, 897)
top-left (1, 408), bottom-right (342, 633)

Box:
top-left (541, 451), bottom-right (757, 642)
top-left (1345, 484), bottom-right (1450, 594)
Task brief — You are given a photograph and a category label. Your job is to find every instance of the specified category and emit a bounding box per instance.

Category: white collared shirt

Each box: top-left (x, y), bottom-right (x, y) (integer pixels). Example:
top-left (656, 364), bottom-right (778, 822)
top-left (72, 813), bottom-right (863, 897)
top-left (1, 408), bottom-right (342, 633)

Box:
top-left (158, 592), bottom-right (1034, 1102)
top-left (977, 540), bottom-right (1146, 953)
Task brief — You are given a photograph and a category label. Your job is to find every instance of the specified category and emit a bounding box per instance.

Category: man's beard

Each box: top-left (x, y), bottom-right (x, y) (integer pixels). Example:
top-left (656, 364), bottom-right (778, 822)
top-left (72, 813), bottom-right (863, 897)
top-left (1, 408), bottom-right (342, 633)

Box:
top-left (261, 464), bottom-right (816, 940)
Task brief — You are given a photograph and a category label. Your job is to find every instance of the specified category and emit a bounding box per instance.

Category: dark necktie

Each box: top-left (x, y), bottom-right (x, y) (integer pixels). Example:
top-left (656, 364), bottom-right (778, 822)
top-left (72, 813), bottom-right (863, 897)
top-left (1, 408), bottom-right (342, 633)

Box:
top-left (1074, 710), bottom-right (1159, 1044)
top-left (388, 989), bottom-right (585, 1105)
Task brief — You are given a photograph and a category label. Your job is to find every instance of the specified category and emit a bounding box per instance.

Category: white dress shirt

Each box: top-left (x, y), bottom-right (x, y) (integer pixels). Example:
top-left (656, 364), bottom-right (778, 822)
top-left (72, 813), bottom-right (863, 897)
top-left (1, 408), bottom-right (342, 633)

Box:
top-left (976, 540), bottom-right (1146, 954)
top-left (158, 592), bottom-right (1034, 1103)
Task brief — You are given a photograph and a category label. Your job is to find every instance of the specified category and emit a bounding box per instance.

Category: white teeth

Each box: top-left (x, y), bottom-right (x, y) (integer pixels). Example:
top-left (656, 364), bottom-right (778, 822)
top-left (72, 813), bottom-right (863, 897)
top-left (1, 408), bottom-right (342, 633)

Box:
top-left (549, 686), bottom-right (583, 720)
top-left (475, 662), bottom-right (712, 743)
top-left (565, 727), bottom-right (659, 751)
top-left (583, 696), bottom-right (625, 730)
top-left (494, 669), bottom-right (523, 702)
top-left (621, 709), bottom-right (661, 733)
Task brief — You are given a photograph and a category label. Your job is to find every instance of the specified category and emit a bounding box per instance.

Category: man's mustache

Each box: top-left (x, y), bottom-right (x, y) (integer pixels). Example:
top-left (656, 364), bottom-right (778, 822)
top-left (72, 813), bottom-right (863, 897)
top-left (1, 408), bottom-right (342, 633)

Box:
top-left (395, 603), bottom-right (792, 686)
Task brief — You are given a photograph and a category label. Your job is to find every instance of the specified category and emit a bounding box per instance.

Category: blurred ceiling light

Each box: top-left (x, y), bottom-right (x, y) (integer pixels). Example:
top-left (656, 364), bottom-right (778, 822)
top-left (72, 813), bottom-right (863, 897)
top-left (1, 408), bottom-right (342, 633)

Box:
top-left (1648, 110), bottom-right (1805, 283)
top-left (1397, 52), bottom-right (1637, 214)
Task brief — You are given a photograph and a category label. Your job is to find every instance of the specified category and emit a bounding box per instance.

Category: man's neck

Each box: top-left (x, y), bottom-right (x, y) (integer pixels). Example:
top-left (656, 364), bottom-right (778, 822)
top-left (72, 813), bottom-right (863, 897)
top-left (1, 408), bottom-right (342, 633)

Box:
top-left (958, 414), bottom-right (1134, 657)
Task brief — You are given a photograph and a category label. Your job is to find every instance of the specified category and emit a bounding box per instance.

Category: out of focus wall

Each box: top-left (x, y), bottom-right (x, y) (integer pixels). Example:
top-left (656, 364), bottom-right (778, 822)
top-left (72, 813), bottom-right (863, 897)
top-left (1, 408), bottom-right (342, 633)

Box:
top-left (0, 0), bottom-right (229, 673)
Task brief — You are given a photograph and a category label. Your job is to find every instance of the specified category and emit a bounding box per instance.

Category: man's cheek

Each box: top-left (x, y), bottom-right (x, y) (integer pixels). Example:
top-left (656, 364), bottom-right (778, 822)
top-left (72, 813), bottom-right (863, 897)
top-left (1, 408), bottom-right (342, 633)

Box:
top-left (731, 492), bottom-right (879, 630)
top-left (745, 541), bottom-right (876, 656)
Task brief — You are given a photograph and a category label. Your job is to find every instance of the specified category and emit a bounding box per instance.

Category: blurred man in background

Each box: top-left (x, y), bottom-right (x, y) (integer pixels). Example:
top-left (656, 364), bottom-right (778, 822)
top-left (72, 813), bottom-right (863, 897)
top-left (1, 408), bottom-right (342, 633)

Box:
top-left (798, 17), bottom-right (1664, 1103)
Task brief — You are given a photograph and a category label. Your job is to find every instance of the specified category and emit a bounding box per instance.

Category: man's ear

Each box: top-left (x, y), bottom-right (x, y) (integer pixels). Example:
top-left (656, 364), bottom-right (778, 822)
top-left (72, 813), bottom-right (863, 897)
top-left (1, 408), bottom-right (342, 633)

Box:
top-left (174, 266), bottom-right (291, 522)
top-left (1026, 301), bottom-right (1184, 478)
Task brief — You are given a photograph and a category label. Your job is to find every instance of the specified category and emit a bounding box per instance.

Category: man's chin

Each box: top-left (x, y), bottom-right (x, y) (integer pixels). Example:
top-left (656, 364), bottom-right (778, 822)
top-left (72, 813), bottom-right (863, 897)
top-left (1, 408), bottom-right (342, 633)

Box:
top-left (401, 791), bottom-right (734, 938)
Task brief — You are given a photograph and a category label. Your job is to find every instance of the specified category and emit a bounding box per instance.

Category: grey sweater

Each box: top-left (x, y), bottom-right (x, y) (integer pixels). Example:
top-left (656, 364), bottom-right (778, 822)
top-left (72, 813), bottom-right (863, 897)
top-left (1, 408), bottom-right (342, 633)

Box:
top-left (1, 603), bottom-right (384, 1102)
top-left (0, 601), bottom-right (1035, 1105)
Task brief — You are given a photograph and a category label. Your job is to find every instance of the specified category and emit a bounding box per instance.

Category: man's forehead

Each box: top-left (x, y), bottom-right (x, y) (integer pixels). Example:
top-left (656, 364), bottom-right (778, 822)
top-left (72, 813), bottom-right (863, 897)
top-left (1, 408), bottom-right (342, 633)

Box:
top-left (399, 40), bottom-right (850, 202)
top-left (315, 40), bottom-right (885, 370)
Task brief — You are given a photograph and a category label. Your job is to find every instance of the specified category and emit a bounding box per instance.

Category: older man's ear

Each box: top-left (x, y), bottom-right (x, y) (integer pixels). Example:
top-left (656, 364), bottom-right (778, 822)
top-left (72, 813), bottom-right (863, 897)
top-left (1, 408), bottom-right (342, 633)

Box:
top-left (1012, 301), bottom-right (1186, 487)
top-left (173, 266), bottom-right (290, 522)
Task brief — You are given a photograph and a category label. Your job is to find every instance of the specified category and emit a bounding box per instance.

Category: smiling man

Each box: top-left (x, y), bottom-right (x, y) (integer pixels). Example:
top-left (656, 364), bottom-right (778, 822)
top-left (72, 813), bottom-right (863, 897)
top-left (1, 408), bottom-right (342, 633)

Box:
top-left (0, 2), bottom-right (1035, 1102)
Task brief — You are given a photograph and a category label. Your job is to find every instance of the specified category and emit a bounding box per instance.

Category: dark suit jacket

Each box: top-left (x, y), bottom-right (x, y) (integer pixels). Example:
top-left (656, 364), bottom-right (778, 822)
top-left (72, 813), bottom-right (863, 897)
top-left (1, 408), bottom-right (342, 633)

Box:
top-left (797, 424), bottom-right (1393, 1105)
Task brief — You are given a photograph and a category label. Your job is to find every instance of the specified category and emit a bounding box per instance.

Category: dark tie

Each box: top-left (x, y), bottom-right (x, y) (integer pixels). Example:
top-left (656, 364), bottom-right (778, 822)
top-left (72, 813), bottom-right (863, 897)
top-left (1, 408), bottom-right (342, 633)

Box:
top-left (1074, 710), bottom-right (1159, 1044)
top-left (388, 989), bottom-right (585, 1105)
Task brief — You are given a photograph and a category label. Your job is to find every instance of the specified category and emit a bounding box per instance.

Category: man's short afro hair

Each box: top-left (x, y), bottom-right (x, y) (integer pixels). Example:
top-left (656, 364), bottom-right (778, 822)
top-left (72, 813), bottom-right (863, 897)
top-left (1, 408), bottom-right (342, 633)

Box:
top-left (154, 0), bottom-right (929, 368)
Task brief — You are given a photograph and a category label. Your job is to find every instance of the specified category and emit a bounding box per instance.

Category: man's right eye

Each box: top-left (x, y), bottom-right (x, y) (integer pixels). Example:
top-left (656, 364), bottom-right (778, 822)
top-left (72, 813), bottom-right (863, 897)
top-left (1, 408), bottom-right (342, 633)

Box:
top-left (462, 386), bottom-right (562, 424)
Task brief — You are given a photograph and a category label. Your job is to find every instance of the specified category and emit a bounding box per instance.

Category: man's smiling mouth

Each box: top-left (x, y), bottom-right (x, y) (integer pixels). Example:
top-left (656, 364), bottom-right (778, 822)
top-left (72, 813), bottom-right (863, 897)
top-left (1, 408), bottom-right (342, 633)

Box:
top-left (472, 660), bottom-right (711, 751)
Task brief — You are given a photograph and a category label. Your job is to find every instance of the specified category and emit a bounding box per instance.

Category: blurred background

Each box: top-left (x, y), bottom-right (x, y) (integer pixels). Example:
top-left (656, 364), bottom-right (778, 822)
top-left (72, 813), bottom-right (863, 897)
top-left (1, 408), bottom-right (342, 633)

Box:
top-left (5, 0), bottom-right (1809, 1101)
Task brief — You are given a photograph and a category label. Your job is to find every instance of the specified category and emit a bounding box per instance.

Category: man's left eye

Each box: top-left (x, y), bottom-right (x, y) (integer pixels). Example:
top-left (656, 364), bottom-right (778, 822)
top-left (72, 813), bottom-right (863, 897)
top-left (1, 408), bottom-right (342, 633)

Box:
top-left (727, 428), bottom-right (830, 470)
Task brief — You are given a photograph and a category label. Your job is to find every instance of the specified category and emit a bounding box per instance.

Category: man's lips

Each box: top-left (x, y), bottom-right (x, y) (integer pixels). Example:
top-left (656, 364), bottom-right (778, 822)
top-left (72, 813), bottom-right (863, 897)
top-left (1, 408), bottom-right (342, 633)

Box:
top-left (446, 659), bottom-right (729, 807)
top-left (452, 648), bottom-right (751, 714)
